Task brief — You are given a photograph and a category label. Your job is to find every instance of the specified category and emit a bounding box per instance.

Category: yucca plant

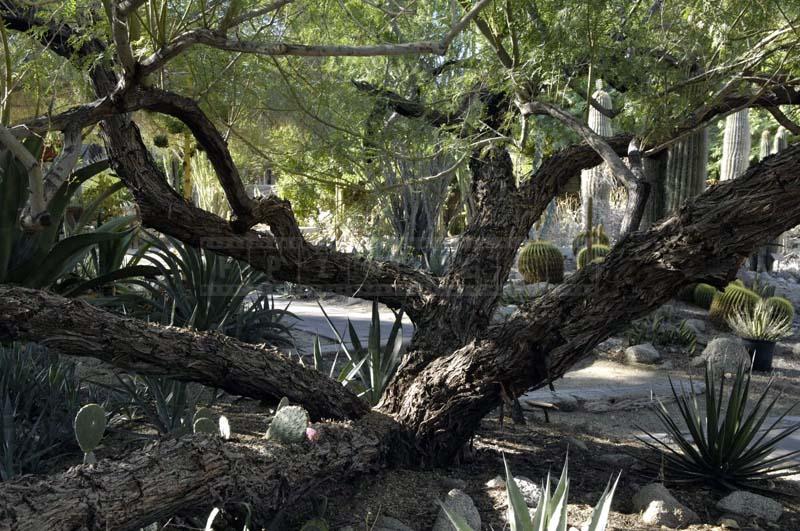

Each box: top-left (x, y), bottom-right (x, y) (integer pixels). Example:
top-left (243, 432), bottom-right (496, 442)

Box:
top-left (727, 299), bottom-right (793, 342)
top-left (318, 299), bottom-right (406, 405)
top-left (637, 363), bottom-right (800, 489)
top-left (441, 456), bottom-right (619, 531)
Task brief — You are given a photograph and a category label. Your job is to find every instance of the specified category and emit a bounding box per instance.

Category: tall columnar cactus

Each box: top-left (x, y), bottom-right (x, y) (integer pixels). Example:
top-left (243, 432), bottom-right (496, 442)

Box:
top-left (708, 283), bottom-right (760, 326)
top-left (773, 126), bottom-right (789, 154)
top-left (759, 130), bottom-right (772, 160)
top-left (581, 79), bottom-right (614, 231)
top-left (576, 244), bottom-right (611, 269)
top-left (518, 240), bottom-right (564, 284)
top-left (266, 405), bottom-right (309, 443)
top-left (74, 404), bottom-right (106, 464)
top-left (719, 110), bottom-right (751, 181)
top-left (665, 128), bottom-right (708, 212)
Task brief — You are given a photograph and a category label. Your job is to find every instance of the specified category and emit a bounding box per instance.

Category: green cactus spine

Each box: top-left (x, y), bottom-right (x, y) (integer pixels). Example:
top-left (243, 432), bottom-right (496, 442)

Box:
top-left (719, 110), bottom-right (751, 181)
top-left (759, 130), bottom-right (772, 160)
top-left (576, 244), bottom-right (611, 269)
top-left (266, 405), bottom-right (309, 443)
top-left (708, 283), bottom-right (760, 325)
top-left (518, 240), bottom-right (564, 283)
top-left (765, 296), bottom-right (794, 322)
top-left (773, 126), bottom-right (789, 154)
top-left (692, 283), bottom-right (718, 309)
top-left (665, 128), bottom-right (708, 212)
top-left (571, 225), bottom-right (610, 255)
top-left (581, 80), bottom-right (614, 231)
top-left (74, 404), bottom-right (106, 464)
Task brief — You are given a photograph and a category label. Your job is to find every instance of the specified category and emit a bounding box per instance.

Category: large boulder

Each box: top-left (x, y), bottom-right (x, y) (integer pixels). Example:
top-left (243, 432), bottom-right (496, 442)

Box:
top-left (432, 489), bottom-right (481, 531)
top-left (632, 483), bottom-right (699, 528)
top-left (625, 343), bottom-right (661, 364)
top-left (716, 490), bottom-right (783, 523)
top-left (691, 337), bottom-right (749, 372)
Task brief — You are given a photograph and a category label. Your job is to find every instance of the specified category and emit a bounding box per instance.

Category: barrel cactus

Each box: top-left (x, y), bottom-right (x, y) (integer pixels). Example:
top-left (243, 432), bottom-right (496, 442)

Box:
top-left (665, 128), bottom-right (708, 212)
top-left (693, 283), bottom-right (718, 309)
top-left (709, 283), bottom-right (760, 325)
top-left (74, 404), bottom-right (106, 464)
top-left (766, 296), bottom-right (794, 322)
top-left (518, 240), bottom-right (564, 284)
top-left (773, 126), bottom-right (789, 154)
top-left (266, 405), bottom-right (309, 443)
top-left (719, 110), bottom-right (751, 181)
top-left (576, 244), bottom-right (611, 269)
top-left (571, 225), bottom-right (610, 255)
top-left (581, 79), bottom-right (614, 230)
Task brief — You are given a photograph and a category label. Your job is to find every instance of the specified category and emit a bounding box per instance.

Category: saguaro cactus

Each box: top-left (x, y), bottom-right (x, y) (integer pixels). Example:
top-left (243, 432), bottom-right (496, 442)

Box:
top-left (665, 128), bottom-right (708, 212)
top-left (580, 80), bottom-right (614, 231)
top-left (759, 130), bottom-right (772, 160)
top-left (719, 110), bottom-right (751, 181)
top-left (773, 126), bottom-right (789, 154)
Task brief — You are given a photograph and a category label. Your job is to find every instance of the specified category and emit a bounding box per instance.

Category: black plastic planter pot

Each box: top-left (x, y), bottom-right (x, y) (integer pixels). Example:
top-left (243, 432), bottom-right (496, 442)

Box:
top-left (742, 338), bottom-right (776, 372)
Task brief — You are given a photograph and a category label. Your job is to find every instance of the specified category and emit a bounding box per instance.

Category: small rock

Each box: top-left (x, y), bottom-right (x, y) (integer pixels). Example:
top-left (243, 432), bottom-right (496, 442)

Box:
top-left (692, 337), bottom-right (750, 372)
top-left (632, 483), bottom-right (699, 528)
top-left (484, 476), bottom-right (542, 507)
top-left (625, 343), bottom-right (662, 364)
top-left (432, 489), bottom-right (481, 531)
top-left (716, 490), bottom-right (783, 523)
top-left (685, 318), bottom-right (707, 334)
top-left (598, 453), bottom-right (636, 468)
top-left (777, 341), bottom-right (800, 357)
top-left (372, 517), bottom-right (415, 531)
top-left (718, 517), bottom-right (740, 528)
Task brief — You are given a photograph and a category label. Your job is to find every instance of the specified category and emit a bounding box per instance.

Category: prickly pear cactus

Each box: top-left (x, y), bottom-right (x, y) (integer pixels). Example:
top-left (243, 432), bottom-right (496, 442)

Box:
top-left (193, 407), bottom-right (215, 425)
top-left (276, 396), bottom-right (290, 411)
top-left (193, 417), bottom-right (217, 435)
top-left (266, 405), bottom-right (309, 443)
top-left (581, 79), bottom-right (615, 231)
top-left (665, 128), bottom-right (708, 212)
top-left (74, 404), bottom-right (106, 464)
top-left (719, 110), bottom-right (751, 181)
top-left (773, 126), bottom-right (789, 154)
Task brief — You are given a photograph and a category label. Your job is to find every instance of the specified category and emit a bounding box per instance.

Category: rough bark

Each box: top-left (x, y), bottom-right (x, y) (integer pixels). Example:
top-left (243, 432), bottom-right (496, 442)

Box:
top-left (380, 143), bottom-right (800, 464)
top-left (0, 413), bottom-right (396, 531)
top-left (0, 286), bottom-right (368, 421)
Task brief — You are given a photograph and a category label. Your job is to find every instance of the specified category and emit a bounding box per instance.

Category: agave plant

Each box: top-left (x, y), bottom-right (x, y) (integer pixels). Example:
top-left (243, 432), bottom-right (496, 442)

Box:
top-left (637, 363), bottom-right (800, 488)
top-left (727, 299), bottom-right (793, 342)
top-left (318, 299), bottom-right (406, 405)
top-left (442, 456), bottom-right (619, 531)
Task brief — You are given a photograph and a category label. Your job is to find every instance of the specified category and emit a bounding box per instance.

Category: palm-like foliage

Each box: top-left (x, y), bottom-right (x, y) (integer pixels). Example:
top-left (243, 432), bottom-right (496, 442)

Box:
top-left (638, 364), bottom-right (800, 489)
top-left (727, 299), bottom-right (793, 341)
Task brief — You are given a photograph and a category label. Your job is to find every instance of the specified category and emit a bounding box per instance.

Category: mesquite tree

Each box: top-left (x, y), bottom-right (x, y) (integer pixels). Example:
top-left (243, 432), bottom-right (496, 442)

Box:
top-left (1, 1), bottom-right (800, 529)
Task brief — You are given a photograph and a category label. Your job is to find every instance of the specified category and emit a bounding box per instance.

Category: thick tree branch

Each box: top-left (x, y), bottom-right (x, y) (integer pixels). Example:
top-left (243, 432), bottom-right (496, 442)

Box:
top-left (766, 105), bottom-right (800, 135)
top-left (0, 413), bottom-right (396, 530)
top-left (0, 286), bottom-right (369, 421)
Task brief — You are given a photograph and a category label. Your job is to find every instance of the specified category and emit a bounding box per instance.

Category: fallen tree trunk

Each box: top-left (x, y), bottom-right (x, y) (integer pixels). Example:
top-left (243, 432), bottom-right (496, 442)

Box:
top-left (0, 286), bottom-right (368, 421)
top-left (0, 414), bottom-right (396, 531)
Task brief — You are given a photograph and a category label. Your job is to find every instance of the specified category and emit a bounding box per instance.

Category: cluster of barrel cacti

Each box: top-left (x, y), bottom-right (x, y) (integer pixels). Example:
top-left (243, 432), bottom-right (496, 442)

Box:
top-left (708, 283), bottom-right (762, 326)
top-left (571, 225), bottom-right (610, 255)
top-left (266, 397), bottom-right (311, 444)
top-left (518, 240), bottom-right (564, 283)
top-left (74, 404), bottom-right (106, 465)
top-left (576, 244), bottom-right (611, 269)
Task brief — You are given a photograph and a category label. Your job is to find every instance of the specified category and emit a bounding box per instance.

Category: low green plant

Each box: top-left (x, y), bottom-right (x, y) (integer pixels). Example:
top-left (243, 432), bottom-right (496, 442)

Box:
top-left (318, 299), bottom-right (406, 405)
top-left (727, 299), bottom-right (793, 341)
top-left (625, 312), bottom-right (697, 354)
top-left (442, 456), bottom-right (619, 531)
top-left (637, 363), bottom-right (800, 488)
top-left (74, 404), bottom-right (106, 464)
top-left (0, 343), bottom-right (81, 481)
top-left (518, 240), bottom-right (564, 284)
top-left (692, 283), bottom-right (718, 309)
top-left (576, 244), bottom-right (611, 269)
top-left (266, 404), bottom-right (309, 443)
